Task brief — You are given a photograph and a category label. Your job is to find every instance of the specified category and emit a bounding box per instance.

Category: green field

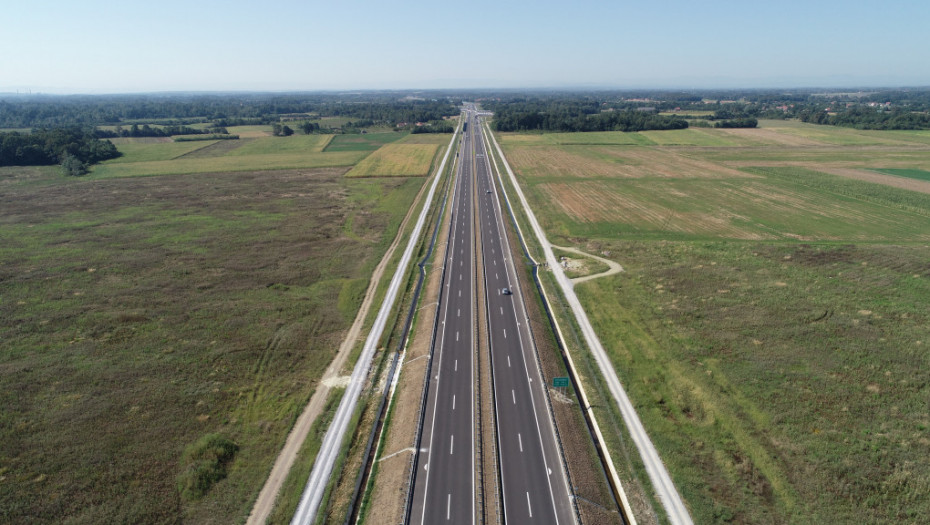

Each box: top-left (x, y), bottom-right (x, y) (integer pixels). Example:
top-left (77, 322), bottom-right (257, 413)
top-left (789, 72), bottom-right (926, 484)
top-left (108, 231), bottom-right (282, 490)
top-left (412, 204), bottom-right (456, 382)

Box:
top-left (104, 138), bottom-right (219, 163)
top-left (498, 121), bottom-right (930, 523)
top-left (323, 132), bottom-right (405, 152)
top-left (875, 168), bottom-right (930, 182)
top-left (0, 133), bottom-right (428, 523)
top-left (90, 133), bottom-right (373, 179)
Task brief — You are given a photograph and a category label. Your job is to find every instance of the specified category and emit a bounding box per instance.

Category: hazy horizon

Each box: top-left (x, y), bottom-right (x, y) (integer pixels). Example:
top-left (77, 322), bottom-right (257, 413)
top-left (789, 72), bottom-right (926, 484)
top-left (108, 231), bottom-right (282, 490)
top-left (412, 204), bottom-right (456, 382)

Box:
top-left (3, 0), bottom-right (928, 95)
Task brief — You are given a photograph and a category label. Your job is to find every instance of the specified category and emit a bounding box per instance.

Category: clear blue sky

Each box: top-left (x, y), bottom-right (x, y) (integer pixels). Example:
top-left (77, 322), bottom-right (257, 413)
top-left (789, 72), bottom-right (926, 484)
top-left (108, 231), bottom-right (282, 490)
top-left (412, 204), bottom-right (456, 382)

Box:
top-left (2, 0), bottom-right (928, 93)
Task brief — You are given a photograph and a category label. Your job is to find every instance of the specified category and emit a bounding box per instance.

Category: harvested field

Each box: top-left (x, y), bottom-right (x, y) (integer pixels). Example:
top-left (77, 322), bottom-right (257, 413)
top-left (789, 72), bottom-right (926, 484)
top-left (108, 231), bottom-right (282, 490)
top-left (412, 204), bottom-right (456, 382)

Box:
top-left (503, 145), bottom-right (749, 180)
top-left (345, 143), bottom-right (440, 178)
top-left (225, 134), bottom-right (332, 156)
top-left (533, 173), bottom-right (930, 242)
top-left (0, 166), bottom-right (423, 524)
top-left (226, 125), bottom-right (273, 138)
top-left (714, 126), bottom-right (826, 147)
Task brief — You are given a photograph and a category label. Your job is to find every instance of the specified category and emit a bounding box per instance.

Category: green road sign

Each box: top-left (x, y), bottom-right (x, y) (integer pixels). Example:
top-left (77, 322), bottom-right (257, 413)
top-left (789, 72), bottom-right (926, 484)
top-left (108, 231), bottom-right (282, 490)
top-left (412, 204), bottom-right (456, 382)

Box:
top-left (552, 377), bottom-right (570, 388)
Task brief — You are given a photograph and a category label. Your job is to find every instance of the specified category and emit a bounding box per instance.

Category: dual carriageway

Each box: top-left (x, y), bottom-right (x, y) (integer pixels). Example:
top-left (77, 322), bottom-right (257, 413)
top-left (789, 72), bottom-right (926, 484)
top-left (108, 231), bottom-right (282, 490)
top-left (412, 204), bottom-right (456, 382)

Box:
top-left (408, 109), bottom-right (575, 524)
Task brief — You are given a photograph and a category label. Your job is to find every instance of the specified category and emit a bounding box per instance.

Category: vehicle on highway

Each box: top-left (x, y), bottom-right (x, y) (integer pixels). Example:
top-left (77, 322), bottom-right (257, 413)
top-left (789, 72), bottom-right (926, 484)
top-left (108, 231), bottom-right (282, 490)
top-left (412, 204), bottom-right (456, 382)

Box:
top-left (486, 189), bottom-right (491, 194)
top-left (502, 287), bottom-right (512, 295)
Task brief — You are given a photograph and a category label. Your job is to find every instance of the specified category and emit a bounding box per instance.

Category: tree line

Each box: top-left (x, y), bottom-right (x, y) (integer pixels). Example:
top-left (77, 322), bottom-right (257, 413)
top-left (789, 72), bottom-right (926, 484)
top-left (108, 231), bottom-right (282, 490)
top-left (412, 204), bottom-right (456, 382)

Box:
top-left (487, 100), bottom-right (687, 132)
top-left (0, 128), bottom-right (120, 175)
top-left (93, 124), bottom-right (228, 138)
top-left (0, 94), bottom-right (460, 129)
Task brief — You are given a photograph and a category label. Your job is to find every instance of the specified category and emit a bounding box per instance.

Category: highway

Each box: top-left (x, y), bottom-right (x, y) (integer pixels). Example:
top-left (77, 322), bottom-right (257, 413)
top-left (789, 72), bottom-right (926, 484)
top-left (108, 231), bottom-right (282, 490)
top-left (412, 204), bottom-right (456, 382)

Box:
top-left (409, 107), bottom-right (575, 524)
top-left (409, 110), bottom-right (477, 524)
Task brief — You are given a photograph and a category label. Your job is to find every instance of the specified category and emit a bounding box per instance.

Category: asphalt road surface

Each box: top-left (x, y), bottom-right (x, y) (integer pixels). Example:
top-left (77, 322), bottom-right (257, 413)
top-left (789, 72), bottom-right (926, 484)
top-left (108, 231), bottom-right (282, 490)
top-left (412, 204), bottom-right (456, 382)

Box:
top-left (409, 110), bottom-right (477, 525)
top-left (410, 108), bottom-right (575, 524)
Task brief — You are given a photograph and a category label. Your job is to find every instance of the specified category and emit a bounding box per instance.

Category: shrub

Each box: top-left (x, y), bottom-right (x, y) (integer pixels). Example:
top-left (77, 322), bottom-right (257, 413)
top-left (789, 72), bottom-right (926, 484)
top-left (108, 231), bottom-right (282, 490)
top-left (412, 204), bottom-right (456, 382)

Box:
top-left (176, 433), bottom-right (239, 501)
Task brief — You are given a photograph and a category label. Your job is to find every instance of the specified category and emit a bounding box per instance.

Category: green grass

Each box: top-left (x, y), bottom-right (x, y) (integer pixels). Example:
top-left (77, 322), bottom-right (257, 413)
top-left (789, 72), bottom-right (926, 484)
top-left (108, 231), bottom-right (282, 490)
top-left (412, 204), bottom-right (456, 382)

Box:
top-left (638, 128), bottom-right (749, 146)
top-left (874, 168), bottom-right (930, 182)
top-left (499, 130), bottom-right (657, 146)
top-left (575, 241), bottom-right (930, 524)
top-left (224, 134), bottom-right (332, 156)
top-left (0, 166), bottom-right (422, 524)
top-left (323, 132), bottom-right (405, 152)
top-left (495, 122), bottom-right (930, 523)
top-left (106, 139), bottom-right (218, 163)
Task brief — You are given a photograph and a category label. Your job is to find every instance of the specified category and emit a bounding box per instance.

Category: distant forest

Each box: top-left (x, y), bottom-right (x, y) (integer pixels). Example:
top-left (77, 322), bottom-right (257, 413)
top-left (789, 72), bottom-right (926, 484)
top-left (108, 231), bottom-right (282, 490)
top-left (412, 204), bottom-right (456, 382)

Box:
top-left (487, 100), bottom-right (688, 132)
top-left (481, 87), bottom-right (930, 131)
top-left (3, 88), bottom-right (930, 174)
top-left (0, 94), bottom-right (459, 129)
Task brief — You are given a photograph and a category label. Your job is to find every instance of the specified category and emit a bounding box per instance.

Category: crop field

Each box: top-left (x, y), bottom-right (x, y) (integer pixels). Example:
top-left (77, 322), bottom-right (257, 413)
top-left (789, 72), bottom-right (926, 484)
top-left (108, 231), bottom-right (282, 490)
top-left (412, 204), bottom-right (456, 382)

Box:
top-left (0, 143), bottom-right (426, 522)
top-left (498, 121), bottom-right (930, 523)
top-left (90, 133), bottom-right (371, 179)
top-left (104, 138), bottom-right (220, 163)
top-left (226, 125), bottom-right (273, 138)
top-left (344, 143), bottom-right (440, 178)
top-left (323, 132), bottom-right (405, 152)
top-left (876, 168), bottom-right (930, 182)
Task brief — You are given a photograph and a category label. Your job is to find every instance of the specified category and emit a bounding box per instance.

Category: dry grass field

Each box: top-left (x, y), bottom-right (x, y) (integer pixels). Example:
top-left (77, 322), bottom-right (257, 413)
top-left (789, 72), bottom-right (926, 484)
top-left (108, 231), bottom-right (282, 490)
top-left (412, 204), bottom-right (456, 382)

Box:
top-left (0, 133), bottom-right (427, 523)
top-left (498, 121), bottom-right (930, 523)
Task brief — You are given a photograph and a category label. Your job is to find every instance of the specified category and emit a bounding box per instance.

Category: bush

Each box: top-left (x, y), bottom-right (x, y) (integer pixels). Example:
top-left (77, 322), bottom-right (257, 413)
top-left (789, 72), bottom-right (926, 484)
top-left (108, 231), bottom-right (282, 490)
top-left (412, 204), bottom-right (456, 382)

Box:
top-left (176, 433), bottom-right (239, 501)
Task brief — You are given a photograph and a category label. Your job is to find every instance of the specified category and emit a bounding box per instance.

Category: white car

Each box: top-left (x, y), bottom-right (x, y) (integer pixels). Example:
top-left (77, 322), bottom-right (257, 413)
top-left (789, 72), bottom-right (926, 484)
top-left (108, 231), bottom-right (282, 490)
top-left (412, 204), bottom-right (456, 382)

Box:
top-left (502, 287), bottom-right (512, 295)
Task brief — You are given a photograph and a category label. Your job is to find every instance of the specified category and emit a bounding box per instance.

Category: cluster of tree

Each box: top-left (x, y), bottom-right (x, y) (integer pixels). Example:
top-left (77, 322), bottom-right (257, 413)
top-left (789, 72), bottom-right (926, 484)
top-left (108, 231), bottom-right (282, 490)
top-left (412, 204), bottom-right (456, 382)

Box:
top-left (489, 100), bottom-right (687, 132)
top-left (271, 123), bottom-right (294, 136)
top-left (798, 107), bottom-right (930, 130)
top-left (298, 121), bottom-right (320, 134)
top-left (714, 118), bottom-right (758, 128)
top-left (0, 128), bottom-right (120, 174)
top-left (319, 100), bottom-right (458, 126)
top-left (410, 121), bottom-right (455, 134)
top-left (93, 124), bottom-right (228, 138)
